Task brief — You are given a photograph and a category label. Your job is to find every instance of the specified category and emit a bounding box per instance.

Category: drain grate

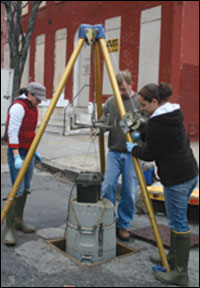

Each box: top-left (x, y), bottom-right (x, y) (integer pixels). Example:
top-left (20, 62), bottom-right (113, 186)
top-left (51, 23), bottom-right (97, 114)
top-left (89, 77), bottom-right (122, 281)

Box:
top-left (47, 238), bottom-right (136, 266)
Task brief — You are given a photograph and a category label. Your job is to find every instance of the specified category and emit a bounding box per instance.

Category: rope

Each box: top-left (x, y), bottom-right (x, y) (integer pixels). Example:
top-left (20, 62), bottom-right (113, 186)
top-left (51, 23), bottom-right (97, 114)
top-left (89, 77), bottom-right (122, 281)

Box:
top-left (81, 43), bottom-right (100, 173)
top-left (63, 183), bottom-right (76, 239)
top-left (81, 135), bottom-right (100, 172)
top-left (70, 197), bottom-right (108, 234)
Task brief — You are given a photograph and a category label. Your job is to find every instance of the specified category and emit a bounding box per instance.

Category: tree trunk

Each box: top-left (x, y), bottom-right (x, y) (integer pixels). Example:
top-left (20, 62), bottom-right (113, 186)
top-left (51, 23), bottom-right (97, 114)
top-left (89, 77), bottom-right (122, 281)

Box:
top-left (1, 1), bottom-right (43, 142)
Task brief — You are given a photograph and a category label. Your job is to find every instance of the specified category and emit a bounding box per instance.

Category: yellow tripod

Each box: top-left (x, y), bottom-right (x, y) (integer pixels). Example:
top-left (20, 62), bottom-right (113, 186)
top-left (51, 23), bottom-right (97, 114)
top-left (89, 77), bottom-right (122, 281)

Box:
top-left (1, 24), bottom-right (169, 272)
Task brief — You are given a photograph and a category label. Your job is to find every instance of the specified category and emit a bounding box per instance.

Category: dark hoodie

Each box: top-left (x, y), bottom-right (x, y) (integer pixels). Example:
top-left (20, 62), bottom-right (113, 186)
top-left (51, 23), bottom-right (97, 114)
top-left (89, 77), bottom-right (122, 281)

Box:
top-left (132, 103), bottom-right (198, 186)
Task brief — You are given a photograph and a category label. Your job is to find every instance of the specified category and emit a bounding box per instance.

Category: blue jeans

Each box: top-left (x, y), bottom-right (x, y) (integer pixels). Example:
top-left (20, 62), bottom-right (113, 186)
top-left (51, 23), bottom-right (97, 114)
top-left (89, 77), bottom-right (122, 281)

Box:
top-left (164, 176), bottom-right (198, 232)
top-left (101, 150), bottom-right (138, 229)
top-left (7, 147), bottom-right (34, 197)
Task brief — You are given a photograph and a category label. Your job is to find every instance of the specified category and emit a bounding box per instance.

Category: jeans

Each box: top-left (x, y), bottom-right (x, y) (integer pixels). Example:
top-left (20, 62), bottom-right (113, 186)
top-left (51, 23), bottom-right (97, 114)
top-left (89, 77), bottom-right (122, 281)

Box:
top-left (7, 147), bottom-right (34, 197)
top-left (101, 150), bottom-right (138, 229)
top-left (164, 176), bottom-right (198, 232)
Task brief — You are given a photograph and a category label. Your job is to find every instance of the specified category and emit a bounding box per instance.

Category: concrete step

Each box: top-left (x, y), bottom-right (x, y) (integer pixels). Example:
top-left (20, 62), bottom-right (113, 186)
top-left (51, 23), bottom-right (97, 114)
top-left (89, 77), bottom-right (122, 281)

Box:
top-left (38, 105), bottom-right (93, 135)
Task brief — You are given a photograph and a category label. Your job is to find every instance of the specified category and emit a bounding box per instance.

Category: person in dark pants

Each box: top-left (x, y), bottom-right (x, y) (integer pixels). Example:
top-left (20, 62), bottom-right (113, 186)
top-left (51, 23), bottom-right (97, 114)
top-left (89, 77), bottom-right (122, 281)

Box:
top-left (3, 82), bottom-right (46, 246)
top-left (126, 82), bottom-right (198, 286)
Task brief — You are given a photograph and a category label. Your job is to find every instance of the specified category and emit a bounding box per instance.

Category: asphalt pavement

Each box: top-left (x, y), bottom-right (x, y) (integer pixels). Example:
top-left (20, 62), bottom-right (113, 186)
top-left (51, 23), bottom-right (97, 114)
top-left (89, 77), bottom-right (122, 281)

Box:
top-left (1, 130), bottom-right (199, 287)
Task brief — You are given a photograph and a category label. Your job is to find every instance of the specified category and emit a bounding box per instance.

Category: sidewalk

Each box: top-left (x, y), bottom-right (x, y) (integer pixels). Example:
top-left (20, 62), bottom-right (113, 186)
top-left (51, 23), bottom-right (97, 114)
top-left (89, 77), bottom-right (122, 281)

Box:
top-left (31, 130), bottom-right (200, 211)
top-left (37, 131), bottom-right (109, 180)
top-left (1, 124), bottom-right (106, 174)
top-left (37, 131), bottom-right (199, 185)
top-left (1, 126), bottom-right (199, 181)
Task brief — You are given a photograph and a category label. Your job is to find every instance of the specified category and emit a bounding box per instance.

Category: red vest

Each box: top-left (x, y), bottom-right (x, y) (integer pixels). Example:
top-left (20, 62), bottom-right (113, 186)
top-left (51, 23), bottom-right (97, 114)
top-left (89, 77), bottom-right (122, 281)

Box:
top-left (7, 99), bottom-right (38, 150)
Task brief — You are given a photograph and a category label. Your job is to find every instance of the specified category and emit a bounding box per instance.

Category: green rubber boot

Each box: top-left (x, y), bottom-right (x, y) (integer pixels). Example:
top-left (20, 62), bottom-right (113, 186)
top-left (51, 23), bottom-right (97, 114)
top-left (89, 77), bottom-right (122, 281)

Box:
top-left (3, 201), bottom-right (16, 246)
top-left (154, 231), bottom-right (190, 287)
top-left (14, 191), bottom-right (35, 233)
top-left (150, 230), bottom-right (175, 269)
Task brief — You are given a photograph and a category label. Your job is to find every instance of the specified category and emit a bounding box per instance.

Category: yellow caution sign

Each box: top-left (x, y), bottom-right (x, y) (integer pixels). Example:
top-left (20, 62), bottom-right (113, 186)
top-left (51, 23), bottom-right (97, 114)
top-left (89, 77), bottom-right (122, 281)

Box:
top-left (107, 39), bottom-right (119, 53)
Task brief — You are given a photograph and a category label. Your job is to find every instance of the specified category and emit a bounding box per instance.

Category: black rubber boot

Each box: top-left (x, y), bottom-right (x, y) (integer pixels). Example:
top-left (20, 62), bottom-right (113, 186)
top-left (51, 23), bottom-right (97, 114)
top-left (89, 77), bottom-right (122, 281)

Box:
top-left (3, 201), bottom-right (16, 245)
top-left (14, 191), bottom-right (35, 233)
top-left (150, 230), bottom-right (175, 269)
top-left (154, 231), bottom-right (190, 287)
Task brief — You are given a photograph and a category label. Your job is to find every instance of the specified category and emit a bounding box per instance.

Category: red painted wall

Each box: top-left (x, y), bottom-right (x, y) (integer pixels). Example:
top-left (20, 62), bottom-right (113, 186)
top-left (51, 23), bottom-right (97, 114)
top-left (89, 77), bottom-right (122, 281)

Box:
top-left (168, 1), bottom-right (199, 140)
top-left (2, 1), bottom-right (199, 140)
top-left (1, 5), bottom-right (7, 67)
top-left (27, 2), bottom-right (166, 97)
top-left (179, 2), bottom-right (199, 140)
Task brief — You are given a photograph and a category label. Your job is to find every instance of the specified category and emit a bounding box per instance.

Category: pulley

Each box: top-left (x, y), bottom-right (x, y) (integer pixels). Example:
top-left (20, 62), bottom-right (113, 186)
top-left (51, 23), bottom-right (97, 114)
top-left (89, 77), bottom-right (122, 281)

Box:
top-left (119, 111), bottom-right (147, 134)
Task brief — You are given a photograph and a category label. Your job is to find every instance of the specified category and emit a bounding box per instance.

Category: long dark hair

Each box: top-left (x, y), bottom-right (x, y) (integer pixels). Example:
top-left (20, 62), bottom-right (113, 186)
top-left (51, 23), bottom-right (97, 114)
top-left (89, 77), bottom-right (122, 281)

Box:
top-left (138, 83), bottom-right (172, 103)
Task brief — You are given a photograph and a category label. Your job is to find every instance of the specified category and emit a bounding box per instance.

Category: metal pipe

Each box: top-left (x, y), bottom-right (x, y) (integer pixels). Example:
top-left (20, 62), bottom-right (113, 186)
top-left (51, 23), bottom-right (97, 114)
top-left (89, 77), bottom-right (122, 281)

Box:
top-left (99, 38), bottom-right (170, 272)
top-left (1, 38), bottom-right (85, 225)
top-left (94, 42), bottom-right (105, 174)
top-left (63, 84), bottom-right (93, 135)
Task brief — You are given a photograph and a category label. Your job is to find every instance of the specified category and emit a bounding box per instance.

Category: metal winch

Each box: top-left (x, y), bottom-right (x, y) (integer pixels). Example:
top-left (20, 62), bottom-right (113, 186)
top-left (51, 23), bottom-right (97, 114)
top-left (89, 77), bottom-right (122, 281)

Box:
top-left (119, 111), bottom-right (148, 134)
top-left (65, 172), bottom-right (116, 264)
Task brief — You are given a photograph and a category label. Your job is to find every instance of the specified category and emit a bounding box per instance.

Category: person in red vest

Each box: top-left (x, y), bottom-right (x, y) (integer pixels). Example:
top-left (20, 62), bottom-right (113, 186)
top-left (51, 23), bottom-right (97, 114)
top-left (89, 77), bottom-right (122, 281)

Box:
top-left (3, 82), bottom-right (46, 246)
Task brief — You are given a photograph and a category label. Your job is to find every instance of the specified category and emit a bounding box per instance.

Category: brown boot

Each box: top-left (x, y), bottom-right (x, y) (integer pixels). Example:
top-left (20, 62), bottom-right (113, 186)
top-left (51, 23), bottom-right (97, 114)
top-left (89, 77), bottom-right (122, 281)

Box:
top-left (116, 228), bottom-right (130, 241)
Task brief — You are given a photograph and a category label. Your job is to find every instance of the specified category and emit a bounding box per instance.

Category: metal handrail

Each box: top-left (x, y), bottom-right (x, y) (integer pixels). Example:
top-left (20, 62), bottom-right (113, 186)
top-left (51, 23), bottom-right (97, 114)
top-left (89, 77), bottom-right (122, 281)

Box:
top-left (63, 84), bottom-right (94, 135)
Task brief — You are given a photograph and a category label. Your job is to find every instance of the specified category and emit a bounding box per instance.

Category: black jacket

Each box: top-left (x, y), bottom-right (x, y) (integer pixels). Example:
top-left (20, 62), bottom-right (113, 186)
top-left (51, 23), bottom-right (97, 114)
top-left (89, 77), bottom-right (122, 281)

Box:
top-left (132, 106), bottom-right (198, 186)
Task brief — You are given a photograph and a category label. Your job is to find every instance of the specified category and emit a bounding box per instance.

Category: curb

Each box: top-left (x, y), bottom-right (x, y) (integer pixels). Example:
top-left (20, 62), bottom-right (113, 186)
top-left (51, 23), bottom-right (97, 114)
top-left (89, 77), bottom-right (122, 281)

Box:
top-left (41, 159), bottom-right (80, 182)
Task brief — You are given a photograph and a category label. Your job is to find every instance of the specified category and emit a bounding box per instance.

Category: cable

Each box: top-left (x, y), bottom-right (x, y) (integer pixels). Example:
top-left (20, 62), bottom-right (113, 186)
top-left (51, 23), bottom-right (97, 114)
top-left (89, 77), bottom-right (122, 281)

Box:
top-left (63, 182), bottom-right (76, 239)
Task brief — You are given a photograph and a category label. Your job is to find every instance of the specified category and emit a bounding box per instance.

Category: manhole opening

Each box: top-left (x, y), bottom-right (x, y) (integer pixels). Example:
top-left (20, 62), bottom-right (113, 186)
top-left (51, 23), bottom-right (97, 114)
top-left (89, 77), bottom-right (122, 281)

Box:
top-left (47, 238), bottom-right (136, 266)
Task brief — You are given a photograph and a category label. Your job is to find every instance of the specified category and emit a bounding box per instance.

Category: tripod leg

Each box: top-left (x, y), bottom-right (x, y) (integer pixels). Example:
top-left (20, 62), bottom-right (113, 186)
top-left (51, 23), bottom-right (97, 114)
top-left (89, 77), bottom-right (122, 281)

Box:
top-left (99, 37), bottom-right (170, 272)
top-left (1, 38), bottom-right (85, 226)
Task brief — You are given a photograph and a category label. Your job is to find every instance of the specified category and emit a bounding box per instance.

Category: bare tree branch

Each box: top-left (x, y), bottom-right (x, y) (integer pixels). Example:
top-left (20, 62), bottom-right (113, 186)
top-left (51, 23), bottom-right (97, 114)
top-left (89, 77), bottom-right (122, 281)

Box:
top-left (2, 1), bottom-right (43, 100)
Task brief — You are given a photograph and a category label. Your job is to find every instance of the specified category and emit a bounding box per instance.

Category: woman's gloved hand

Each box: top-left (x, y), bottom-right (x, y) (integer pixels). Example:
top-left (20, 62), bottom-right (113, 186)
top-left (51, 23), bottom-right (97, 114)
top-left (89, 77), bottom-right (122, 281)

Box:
top-left (132, 132), bottom-right (141, 141)
top-left (126, 142), bottom-right (138, 153)
top-left (14, 154), bottom-right (24, 169)
top-left (34, 151), bottom-right (42, 163)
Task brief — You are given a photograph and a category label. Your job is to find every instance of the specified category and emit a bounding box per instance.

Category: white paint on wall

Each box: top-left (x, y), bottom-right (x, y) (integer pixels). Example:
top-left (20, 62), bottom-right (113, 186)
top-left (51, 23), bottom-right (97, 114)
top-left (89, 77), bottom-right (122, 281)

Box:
top-left (138, 6), bottom-right (162, 91)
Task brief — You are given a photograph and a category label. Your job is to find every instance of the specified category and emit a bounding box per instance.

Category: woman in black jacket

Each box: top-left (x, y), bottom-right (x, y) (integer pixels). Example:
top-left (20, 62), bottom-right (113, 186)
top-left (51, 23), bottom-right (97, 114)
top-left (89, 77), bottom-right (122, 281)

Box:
top-left (126, 83), bottom-right (198, 287)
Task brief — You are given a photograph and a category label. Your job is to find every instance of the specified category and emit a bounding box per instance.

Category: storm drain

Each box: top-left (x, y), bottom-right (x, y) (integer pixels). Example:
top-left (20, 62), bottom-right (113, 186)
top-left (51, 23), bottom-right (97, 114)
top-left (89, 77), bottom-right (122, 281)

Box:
top-left (47, 238), bottom-right (136, 266)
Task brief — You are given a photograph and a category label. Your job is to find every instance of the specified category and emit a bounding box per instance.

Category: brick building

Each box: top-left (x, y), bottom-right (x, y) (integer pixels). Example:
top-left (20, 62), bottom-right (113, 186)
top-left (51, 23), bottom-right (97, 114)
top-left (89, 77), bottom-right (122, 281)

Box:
top-left (1, 1), bottom-right (199, 139)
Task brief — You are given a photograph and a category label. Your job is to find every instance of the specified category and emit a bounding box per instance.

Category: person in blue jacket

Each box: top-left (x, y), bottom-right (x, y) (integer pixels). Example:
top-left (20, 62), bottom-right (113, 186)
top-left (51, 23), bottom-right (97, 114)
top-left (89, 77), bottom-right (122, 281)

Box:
top-left (126, 82), bottom-right (198, 287)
